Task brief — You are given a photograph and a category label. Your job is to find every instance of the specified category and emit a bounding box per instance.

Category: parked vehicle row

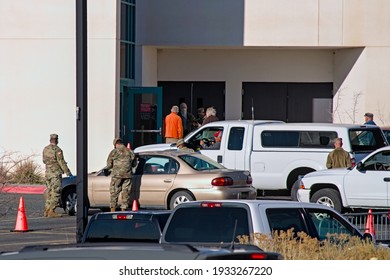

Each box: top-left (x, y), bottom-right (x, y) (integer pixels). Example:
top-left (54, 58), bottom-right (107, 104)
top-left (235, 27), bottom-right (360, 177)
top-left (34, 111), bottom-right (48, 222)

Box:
top-left (59, 150), bottom-right (256, 215)
top-left (135, 120), bottom-right (388, 194)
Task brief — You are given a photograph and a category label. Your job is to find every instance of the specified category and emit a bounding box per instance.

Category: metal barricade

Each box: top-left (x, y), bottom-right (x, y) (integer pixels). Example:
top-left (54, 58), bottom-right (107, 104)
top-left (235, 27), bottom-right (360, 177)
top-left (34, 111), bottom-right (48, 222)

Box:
top-left (343, 211), bottom-right (390, 243)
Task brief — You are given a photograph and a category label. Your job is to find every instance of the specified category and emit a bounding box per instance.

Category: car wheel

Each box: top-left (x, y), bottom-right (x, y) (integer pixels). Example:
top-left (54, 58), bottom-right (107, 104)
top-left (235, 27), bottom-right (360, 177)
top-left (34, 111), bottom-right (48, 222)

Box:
top-left (169, 191), bottom-right (194, 209)
top-left (310, 189), bottom-right (342, 213)
top-left (290, 180), bottom-right (300, 201)
top-left (62, 189), bottom-right (77, 216)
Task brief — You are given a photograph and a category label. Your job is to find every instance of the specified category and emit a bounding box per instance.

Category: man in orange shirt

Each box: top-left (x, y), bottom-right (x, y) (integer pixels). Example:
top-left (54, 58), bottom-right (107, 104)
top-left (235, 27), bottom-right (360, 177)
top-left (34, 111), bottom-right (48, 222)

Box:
top-left (164, 105), bottom-right (183, 143)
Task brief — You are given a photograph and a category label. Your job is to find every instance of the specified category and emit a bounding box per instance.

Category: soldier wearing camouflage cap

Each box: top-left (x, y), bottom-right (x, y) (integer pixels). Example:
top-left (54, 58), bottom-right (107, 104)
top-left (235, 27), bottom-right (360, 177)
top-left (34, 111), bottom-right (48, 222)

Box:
top-left (104, 137), bottom-right (137, 211)
top-left (42, 133), bottom-right (72, 218)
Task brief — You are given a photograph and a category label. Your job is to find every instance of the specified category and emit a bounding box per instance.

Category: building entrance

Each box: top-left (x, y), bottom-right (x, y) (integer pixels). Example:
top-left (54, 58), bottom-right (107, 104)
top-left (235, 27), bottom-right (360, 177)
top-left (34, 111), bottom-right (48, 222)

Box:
top-left (242, 82), bottom-right (333, 122)
top-left (158, 81), bottom-right (226, 128)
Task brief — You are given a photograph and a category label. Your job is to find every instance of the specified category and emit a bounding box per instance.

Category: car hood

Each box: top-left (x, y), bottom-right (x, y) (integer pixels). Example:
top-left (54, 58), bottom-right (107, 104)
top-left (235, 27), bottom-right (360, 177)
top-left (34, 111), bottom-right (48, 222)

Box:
top-left (134, 143), bottom-right (177, 153)
top-left (304, 168), bottom-right (351, 178)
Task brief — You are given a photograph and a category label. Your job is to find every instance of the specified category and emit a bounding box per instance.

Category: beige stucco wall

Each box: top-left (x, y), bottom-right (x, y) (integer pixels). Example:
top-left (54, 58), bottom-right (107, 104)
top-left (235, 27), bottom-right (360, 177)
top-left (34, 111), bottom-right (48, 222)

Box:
top-left (0, 0), bottom-right (119, 173)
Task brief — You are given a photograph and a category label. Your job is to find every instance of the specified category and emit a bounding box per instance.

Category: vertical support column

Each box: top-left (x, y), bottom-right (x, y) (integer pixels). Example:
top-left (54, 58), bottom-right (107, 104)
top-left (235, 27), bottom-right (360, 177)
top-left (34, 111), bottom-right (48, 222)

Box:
top-left (76, 0), bottom-right (88, 243)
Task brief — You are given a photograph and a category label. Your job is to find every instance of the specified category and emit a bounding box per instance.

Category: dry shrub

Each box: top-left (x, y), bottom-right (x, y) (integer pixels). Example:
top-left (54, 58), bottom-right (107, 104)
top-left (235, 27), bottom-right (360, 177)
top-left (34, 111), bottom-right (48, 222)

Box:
top-left (0, 149), bottom-right (44, 185)
top-left (10, 158), bottom-right (45, 184)
top-left (237, 230), bottom-right (390, 260)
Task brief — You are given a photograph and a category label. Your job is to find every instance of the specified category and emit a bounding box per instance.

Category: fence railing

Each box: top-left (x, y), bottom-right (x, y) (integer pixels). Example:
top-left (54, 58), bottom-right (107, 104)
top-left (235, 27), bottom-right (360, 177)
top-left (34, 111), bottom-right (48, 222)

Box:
top-left (343, 211), bottom-right (390, 243)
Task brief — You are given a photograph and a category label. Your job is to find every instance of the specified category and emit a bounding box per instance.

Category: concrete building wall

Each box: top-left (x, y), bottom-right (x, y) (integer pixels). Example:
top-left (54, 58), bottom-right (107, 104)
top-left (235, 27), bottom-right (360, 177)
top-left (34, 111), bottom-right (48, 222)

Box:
top-left (137, 0), bottom-right (390, 126)
top-left (0, 0), bottom-right (119, 173)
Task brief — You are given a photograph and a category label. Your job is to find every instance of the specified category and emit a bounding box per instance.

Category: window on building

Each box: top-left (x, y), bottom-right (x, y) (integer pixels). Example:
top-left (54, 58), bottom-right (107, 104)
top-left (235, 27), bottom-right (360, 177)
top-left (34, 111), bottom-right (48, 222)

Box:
top-left (120, 0), bottom-right (135, 80)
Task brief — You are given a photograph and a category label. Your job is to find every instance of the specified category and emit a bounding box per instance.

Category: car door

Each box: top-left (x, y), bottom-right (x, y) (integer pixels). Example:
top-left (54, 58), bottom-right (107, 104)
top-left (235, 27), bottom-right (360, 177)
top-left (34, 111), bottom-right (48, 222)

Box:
top-left (343, 150), bottom-right (390, 208)
top-left (89, 170), bottom-right (112, 207)
top-left (133, 155), bottom-right (176, 207)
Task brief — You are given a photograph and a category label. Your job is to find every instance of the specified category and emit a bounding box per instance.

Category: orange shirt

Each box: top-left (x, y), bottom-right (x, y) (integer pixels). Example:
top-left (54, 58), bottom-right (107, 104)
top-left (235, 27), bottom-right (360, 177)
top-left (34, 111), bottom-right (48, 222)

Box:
top-left (164, 112), bottom-right (183, 139)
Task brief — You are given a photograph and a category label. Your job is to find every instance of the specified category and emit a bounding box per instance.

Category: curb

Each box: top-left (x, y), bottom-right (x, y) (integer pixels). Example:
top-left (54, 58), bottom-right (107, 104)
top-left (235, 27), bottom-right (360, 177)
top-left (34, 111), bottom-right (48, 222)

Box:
top-left (0, 185), bottom-right (46, 194)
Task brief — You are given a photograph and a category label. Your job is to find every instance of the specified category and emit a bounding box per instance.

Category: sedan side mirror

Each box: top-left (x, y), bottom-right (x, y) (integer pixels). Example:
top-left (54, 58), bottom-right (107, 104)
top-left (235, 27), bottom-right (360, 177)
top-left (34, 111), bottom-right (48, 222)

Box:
top-left (356, 161), bottom-right (364, 171)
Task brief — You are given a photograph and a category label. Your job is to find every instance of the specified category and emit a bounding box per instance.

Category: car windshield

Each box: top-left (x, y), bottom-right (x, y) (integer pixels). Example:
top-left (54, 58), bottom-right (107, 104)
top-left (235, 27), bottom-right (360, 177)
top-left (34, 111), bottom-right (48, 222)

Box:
top-left (179, 154), bottom-right (225, 171)
top-left (83, 220), bottom-right (161, 242)
top-left (349, 128), bottom-right (387, 152)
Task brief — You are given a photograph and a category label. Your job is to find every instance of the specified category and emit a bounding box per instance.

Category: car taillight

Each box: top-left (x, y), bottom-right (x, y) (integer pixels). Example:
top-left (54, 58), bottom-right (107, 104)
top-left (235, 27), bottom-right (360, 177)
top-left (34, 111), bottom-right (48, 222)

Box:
top-left (246, 175), bottom-right (253, 184)
top-left (112, 214), bottom-right (133, 220)
top-left (351, 157), bottom-right (356, 168)
top-left (211, 177), bottom-right (233, 186)
top-left (201, 202), bottom-right (222, 208)
top-left (249, 253), bottom-right (267, 260)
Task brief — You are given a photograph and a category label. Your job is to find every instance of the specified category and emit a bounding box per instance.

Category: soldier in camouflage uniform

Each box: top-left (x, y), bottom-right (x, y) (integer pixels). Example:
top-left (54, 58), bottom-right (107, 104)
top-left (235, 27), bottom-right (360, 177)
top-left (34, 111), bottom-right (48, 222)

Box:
top-left (104, 138), bottom-right (137, 211)
top-left (176, 138), bottom-right (194, 152)
top-left (42, 134), bottom-right (72, 218)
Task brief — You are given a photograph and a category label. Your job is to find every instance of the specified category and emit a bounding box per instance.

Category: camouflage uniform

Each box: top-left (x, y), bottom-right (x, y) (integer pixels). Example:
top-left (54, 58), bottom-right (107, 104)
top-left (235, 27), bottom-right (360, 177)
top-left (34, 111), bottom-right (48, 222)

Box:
top-left (42, 134), bottom-right (72, 217)
top-left (105, 138), bottom-right (136, 210)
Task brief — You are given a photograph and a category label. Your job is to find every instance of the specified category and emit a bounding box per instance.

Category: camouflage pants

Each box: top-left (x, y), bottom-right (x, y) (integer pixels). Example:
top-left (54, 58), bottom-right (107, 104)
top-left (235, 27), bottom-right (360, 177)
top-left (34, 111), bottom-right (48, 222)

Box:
top-left (110, 177), bottom-right (132, 209)
top-left (45, 175), bottom-right (62, 211)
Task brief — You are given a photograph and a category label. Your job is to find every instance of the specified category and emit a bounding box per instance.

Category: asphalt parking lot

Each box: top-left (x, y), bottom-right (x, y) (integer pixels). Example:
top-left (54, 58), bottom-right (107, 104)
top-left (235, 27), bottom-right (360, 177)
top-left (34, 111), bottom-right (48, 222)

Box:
top-left (0, 186), bottom-right (291, 253)
top-left (0, 193), bottom-right (78, 253)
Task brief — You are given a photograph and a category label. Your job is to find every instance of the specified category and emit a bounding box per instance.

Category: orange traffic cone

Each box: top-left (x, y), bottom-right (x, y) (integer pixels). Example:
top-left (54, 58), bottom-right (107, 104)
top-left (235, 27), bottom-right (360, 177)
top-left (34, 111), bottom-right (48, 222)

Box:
top-left (127, 143), bottom-right (131, 150)
top-left (132, 199), bottom-right (139, 211)
top-left (12, 196), bottom-right (30, 232)
top-left (364, 209), bottom-right (376, 238)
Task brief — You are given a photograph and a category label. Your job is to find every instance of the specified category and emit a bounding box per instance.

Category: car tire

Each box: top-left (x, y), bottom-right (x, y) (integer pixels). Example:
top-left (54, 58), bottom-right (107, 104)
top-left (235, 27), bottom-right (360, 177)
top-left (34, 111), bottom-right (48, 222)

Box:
top-left (310, 189), bottom-right (342, 213)
top-left (290, 180), bottom-right (300, 201)
top-left (62, 188), bottom-right (77, 216)
top-left (169, 191), bottom-right (194, 209)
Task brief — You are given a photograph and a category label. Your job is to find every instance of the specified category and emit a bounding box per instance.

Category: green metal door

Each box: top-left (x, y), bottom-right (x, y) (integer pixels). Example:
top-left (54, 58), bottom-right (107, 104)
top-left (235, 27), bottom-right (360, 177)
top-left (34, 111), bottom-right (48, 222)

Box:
top-left (121, 86), bottom-right (163, 149)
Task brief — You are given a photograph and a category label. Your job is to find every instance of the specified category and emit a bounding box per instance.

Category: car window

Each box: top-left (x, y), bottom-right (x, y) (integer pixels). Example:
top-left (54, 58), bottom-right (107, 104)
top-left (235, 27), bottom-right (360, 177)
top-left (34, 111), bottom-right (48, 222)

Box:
top-left (306, 209), bottom-right (355, 241)
top-left (266, 208), bottom-right (309, 236)
top-left (362, 150), bottom-right (390, 171)
top-left (261, 131), bottom-right (337, 148)
top-left (179, 154), bottom-right (224, 170)
top-left (164, 207), bottom-right (250, 243)
top-left (187, 126), bottom-right (224, 149)
top-left (84, 220), bottom-right (161, 242)
top-left (228, 127), bottom-right (245, 150)
top-left (383, 130), bottom-right (390, 144)
top-left (141, 156), bottom-right (178, 174)
top-left (349, 128), bottom-right (387, 152)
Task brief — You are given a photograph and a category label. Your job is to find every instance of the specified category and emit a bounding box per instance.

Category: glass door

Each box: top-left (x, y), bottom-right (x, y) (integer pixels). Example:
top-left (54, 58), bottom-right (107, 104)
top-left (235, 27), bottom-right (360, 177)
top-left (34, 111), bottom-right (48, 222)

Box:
top-left (122, 87), bottom-right (163, 149)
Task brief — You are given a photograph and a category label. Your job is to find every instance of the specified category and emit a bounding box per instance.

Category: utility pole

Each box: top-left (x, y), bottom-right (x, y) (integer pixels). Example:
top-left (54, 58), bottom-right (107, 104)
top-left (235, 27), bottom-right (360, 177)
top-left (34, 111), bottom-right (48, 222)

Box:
top-left (75, 0), bottom-right (88, 242)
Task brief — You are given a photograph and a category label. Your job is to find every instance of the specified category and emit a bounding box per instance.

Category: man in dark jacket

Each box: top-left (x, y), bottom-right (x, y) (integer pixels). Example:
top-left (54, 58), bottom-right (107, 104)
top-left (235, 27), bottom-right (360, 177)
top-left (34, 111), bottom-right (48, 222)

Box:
top-left (178, 102), bottom-right (197, 136)
top-left (104, 138), bottom-right (137, 211)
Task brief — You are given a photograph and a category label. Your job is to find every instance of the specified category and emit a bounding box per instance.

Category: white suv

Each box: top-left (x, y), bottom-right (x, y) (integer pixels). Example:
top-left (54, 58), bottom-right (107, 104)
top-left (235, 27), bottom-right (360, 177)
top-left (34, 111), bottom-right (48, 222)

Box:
top-left (297, 146), bottom-right (390, 213)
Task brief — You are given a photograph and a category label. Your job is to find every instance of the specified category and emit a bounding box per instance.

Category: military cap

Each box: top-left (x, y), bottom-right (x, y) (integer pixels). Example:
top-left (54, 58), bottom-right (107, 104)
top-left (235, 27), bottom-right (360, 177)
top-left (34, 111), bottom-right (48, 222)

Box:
top-left (176, 138), bottom-right (185, 147)
top-left (50, 134), bottom-right (58, 139)
top-left (113, 137), bottom-right (123, 146)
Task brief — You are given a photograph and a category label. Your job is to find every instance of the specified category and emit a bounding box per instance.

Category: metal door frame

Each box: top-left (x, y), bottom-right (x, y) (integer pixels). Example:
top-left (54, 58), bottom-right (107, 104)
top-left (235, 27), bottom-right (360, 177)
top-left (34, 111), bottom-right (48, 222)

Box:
top-left (122, 86), bottom-right (163, 147)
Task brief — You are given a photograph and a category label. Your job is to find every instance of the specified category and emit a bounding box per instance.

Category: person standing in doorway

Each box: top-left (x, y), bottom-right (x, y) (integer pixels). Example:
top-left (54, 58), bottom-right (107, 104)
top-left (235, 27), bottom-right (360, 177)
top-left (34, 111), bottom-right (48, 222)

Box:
top-left (193, 107), bottom-right (205, 128)
top-left (104, 138), bottom-right (137, 212)
top-left (164, 105), bottom-right (183, 143)
top-left (42, 134), bottom-right (73, 218)
top-left (202, 107), bottom-right (219, 125)
top-left (364, 112), bottom-right (376, 125)
top-left (178, 102), bottom-right (197, 136)
top-left (326, 138), bottom-right (352, 169)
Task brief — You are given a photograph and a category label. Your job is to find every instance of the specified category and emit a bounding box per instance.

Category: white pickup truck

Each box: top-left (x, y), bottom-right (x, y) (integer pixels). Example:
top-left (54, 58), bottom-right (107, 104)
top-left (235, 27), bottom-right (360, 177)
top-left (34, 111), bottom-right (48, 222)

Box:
top-left (135, 120), bottom-right (388, 194)
top-left (297, 146), bottom-right (390, 213)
